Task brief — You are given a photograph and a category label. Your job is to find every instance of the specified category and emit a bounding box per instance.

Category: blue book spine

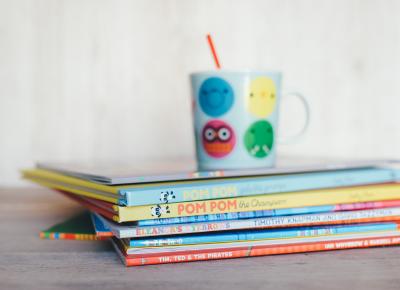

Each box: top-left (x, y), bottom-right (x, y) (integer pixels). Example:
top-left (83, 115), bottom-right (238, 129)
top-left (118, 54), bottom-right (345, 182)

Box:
top-left (118, 168), bottom-right (397, 206)
top-left (137, 204), bottom-right (334, 226)
top-left (91, 213), bottom-right (111, 233)
top-left (129, 222), bottom-right (398, 247)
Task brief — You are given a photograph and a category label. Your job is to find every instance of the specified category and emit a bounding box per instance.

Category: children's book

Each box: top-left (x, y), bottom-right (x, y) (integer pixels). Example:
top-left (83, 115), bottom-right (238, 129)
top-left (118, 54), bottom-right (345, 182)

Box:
top-left (23, 167), bottom-right (400, 206)
top-left (90, 212), bottom-right (113, 237)
top-left (123, 230), bottom-right (400, 255)
top-left (137, 200), bottom-right (400, 226)
top-left (69, 190), bottom-right (400, 227)
top-left (94, 205), bottom-right (400, 238)
top-left (53, 183), bottom-right (400, 222)
top-left (125, 222), bottom-right (400, 248)
top-left (112, 184), bottom-right (400, 221)
top-left (37, 157), bottom-right (397, 185)
top-left (40, 211), bottom-right (111, 240)
top-left (112, 232), bottom-right (400, 266)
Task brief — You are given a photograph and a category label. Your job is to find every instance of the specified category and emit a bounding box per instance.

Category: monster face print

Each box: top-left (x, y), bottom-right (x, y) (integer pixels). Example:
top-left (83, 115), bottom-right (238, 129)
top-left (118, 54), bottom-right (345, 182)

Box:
top-left (244, 120), bottom-right (274, 158)
top-left (202, 120), bottom-right (236, 158)
top-left (247, 77), bottom-right (276, 118)
top-left (199, 77), bottom-right (234, 117)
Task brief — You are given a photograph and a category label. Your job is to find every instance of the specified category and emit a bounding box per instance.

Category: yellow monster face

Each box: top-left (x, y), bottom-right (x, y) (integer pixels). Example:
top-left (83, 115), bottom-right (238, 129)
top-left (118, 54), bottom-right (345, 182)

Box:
top-left (247, 77), bottom-right (276, 118)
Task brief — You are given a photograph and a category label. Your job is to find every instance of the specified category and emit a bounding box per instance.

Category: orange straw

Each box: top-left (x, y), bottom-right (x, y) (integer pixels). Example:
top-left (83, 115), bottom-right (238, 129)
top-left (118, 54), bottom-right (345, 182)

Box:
top-left (206, 34), bottom-right (221, 69)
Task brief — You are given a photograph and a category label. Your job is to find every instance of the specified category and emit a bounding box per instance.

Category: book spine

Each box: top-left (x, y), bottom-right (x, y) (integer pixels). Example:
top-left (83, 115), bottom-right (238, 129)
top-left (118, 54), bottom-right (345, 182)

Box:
top-left (119, 169), bottom-right (396, 206)
top-left (58, 190), bottom-right (117, 221)
top-left (39, 232), bottom-right (102, 241)
top-left (90, 213), bottom-right (113, 237)
top-left (137, 205), bottom-right (334, 226)
top-left (129, 222), bottom-right (399, 247)
top-left (124, 207), bottom-right (400, 238)
top-left (26, 177), bottom-right (119, 204)
top-left (116, 184), bottom-right (400, 221)
top-left (139, 200), bottom-right (400, 226)
top-left (122, 235), bottom-right (400, 266)
top-left (333, 199), bottom-right (400, 211)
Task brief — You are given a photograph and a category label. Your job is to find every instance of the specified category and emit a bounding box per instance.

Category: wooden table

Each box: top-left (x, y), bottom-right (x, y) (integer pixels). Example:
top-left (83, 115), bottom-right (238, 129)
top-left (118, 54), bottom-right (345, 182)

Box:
top-left (1, 187), bottom-right (400, 290)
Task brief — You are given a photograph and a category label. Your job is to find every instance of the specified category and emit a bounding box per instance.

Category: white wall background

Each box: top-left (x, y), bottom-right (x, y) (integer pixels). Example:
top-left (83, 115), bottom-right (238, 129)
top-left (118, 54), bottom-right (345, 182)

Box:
top-left (1, 0), bottom-right (400, 186)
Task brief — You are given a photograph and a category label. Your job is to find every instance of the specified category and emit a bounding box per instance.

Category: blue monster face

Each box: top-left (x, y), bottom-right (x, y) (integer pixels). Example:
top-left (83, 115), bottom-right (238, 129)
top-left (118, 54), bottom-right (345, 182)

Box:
top-left (199, 77), bottom-right (234, 117)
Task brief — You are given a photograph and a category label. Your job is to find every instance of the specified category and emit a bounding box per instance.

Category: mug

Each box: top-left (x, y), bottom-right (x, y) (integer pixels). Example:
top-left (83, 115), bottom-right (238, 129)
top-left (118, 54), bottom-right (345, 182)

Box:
top-left (190, 70), bottom-right (309, 170)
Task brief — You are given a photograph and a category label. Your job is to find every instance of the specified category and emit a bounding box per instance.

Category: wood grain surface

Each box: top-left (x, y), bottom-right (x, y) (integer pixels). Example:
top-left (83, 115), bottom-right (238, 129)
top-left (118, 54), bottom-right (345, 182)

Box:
top-left (1, 187), bottom-right (400, 290)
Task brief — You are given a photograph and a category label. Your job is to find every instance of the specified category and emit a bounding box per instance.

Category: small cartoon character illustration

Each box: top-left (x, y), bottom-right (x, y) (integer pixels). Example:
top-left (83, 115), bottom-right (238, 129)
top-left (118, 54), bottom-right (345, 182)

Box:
top-left (159, 191), bottom-right (175, 203)
top-left (202, 120), bottom-right (236, 158)
top-left (151, 205), bottom-right (170, 218)
top-left (247, 76), bottom-right (276, 118)
top-left (199, 77), bottom-right (234, 117)
top-left (244, 120), bottom-right (274, 158)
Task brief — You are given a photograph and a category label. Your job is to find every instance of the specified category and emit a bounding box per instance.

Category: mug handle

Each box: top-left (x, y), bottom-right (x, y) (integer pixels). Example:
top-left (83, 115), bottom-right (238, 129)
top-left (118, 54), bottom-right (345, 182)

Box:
top-left (277, 92), bottom-right (310, 144)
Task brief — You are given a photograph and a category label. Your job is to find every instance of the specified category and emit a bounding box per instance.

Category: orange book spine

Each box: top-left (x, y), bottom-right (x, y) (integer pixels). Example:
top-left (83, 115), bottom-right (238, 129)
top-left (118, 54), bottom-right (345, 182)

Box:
top-left (121, 235), bottom-right (400, 266)
top-left (39, 232), bottom-right (106, 241)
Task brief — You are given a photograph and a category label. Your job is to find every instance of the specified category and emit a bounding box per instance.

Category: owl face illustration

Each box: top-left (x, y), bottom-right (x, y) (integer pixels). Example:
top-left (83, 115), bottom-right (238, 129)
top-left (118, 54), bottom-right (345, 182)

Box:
top-left (202, 120), bottom-right (236, 158)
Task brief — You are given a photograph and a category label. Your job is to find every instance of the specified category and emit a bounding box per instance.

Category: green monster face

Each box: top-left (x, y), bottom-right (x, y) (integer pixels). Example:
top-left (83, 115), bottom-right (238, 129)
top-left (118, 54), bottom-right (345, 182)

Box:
top-left (244, 120), bottom-right (274, 158)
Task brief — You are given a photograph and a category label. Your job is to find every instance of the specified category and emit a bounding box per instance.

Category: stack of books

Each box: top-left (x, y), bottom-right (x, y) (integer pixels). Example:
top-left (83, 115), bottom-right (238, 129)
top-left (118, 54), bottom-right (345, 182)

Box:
top-left (23, 159), bottom-right (400, 266)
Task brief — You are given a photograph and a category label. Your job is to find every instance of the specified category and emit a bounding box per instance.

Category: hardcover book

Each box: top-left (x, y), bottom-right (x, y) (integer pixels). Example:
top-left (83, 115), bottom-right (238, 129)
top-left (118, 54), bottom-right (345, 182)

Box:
top-left (23, 167), bottom-right (400, 207)
top-left (124, 222), bottom-right (400, 248)
top-left (90, 203), bottom-right (400, 239)
top-left (56, 183), bottom-right (400, 222)
top-left (40, 211), bottom-right (111, 240)
top-left (37, 157), bottom-right (397, 185)
top-left (112, 231), bottom-right (400, 266)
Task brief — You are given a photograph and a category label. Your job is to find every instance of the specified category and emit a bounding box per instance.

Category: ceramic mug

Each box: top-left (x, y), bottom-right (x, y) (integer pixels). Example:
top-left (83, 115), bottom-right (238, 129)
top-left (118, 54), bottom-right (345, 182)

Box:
top-left (190, 70), bottom-right (310, 170)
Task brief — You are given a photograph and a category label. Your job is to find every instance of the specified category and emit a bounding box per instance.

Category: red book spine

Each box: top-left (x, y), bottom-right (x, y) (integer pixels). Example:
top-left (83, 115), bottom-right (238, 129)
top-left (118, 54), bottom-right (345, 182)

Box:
top-left (57, 190), bottom-right (116, 220)
top-left (121, 235), bottom-right (400, 266)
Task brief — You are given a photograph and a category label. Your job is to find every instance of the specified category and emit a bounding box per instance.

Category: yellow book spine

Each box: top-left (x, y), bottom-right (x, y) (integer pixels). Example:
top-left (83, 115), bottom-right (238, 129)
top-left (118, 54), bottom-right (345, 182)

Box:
top-left (22, 169), bottom-right (119, 193)
top-left (115, 184), bottom-right (400, 222)
top-left (26, 177), bottom-right (119, 204)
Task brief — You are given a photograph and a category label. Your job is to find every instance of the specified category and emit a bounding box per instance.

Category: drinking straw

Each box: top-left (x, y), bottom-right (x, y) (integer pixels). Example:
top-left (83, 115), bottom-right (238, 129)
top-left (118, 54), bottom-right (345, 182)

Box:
top-left (206, 34), bottom-right (221, 69)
